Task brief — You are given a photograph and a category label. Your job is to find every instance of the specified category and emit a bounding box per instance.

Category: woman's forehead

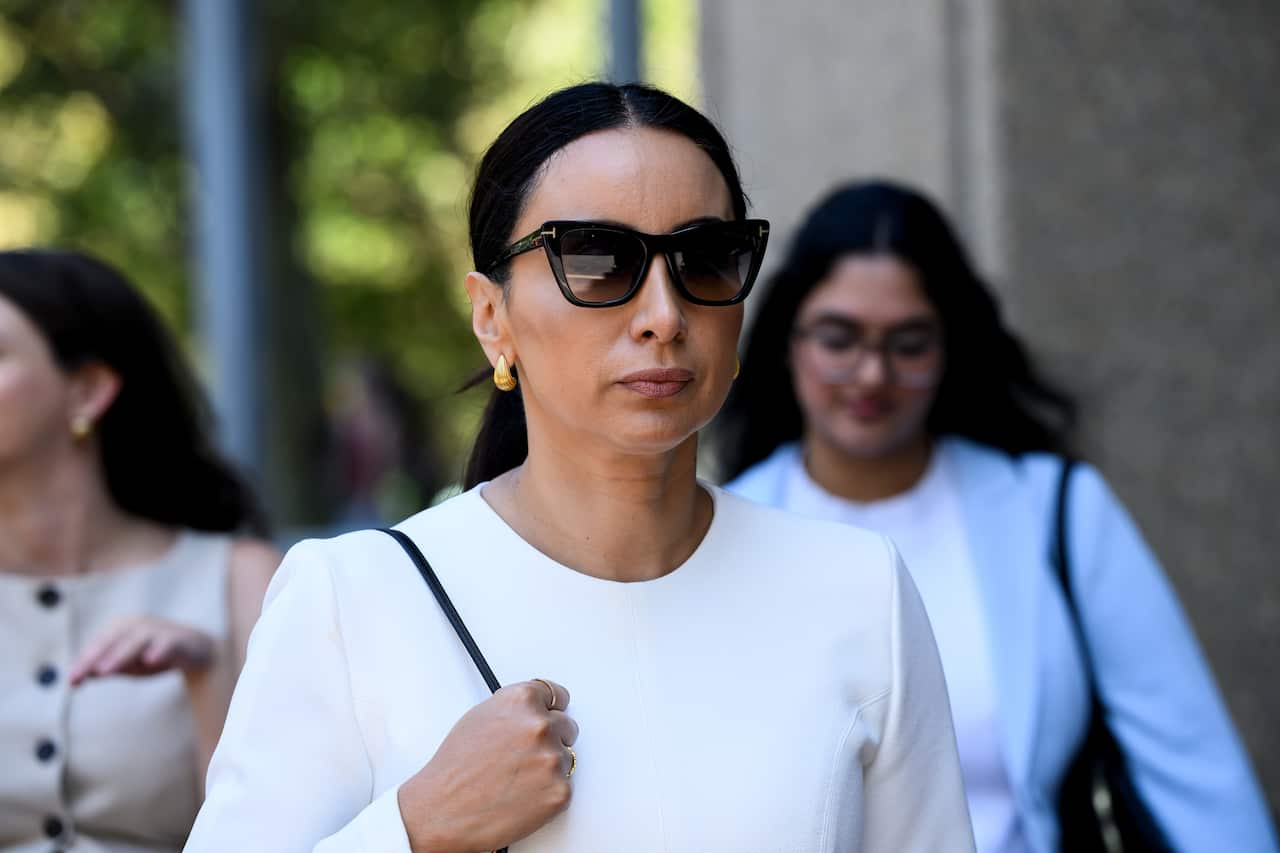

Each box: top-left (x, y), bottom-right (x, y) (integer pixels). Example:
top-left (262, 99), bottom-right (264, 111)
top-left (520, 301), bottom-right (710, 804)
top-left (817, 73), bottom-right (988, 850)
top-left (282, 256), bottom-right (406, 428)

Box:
top-left (0, 293), bottom-right (35, 337)
top-left (0, 293), bottom-right (56, 358)
top-left (515, 126), bottom-right (734, 235)
top-left (801, 256), bottom-right (936, 320)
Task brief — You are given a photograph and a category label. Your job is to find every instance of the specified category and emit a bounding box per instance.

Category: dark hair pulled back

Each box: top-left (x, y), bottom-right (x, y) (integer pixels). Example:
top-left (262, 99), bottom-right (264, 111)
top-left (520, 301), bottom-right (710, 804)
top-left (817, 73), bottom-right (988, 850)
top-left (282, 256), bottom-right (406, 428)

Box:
top-left (715, 179), bottom-right (1077, 480)
top-left (0, 249), bottom-right (268, 534)
top-left (463, 81), bottom-right (749, 489)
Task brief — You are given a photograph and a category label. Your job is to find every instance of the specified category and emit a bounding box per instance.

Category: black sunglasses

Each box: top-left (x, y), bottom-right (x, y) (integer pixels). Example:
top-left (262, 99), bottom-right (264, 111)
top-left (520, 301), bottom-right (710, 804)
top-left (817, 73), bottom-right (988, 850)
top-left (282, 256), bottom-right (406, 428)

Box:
top-left (486, 218), bottom-right (771, 308)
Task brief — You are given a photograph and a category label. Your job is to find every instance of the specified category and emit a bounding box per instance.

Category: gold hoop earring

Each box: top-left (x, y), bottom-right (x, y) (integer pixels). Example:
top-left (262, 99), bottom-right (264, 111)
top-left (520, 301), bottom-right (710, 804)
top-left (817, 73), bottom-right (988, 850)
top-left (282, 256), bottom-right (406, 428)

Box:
top-left (493, 354), bottom-right (518, 392)
top-left (70, 415), bottom-right (93, 440)
top-left (733, 358), bottom-right (741, 380)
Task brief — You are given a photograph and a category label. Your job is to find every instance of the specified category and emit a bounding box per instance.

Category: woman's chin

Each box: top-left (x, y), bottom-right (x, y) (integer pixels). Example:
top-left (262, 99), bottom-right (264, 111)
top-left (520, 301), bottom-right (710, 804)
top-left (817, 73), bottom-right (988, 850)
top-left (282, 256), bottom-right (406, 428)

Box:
top-left (600, 414), bottom-right (705, 458)
top-left (827, 418), bottom-right (923, 461)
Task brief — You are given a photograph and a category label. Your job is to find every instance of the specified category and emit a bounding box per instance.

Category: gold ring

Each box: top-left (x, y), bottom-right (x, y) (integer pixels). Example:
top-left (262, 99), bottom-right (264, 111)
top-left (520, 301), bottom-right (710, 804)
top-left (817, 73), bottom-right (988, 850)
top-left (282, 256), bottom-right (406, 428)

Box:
top-left (565, 746), bottom-right (576, 778)
top-left (533, 678), bottom-right (557, 710)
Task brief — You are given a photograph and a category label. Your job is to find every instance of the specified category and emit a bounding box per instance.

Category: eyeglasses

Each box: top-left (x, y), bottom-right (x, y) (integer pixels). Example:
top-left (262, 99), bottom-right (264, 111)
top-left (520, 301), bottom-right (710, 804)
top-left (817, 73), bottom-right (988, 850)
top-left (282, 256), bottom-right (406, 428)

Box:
top-left (792, 319), bottom-right (943, 388)
top-left (486, 219), bottom-right (770, 308)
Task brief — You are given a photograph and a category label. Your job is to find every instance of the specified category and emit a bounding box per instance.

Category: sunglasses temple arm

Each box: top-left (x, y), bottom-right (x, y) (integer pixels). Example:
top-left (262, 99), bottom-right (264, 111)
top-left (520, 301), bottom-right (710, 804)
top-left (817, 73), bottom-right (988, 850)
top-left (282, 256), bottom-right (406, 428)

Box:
top-left (487, 231), bottom-right (546, 272)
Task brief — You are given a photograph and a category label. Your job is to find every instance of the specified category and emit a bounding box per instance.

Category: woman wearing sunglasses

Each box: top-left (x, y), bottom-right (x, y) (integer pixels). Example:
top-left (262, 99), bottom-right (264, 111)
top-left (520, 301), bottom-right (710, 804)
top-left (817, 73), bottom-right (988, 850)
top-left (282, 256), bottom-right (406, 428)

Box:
top-left (185, 86), bottom-right (975, 852)
top-left (718, 181), bottom-right (1278, 852)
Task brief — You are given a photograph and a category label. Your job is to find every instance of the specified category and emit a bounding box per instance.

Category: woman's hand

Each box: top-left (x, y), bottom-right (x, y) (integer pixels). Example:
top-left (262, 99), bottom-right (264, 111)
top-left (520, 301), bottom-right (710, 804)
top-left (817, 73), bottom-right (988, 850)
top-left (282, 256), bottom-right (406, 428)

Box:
top-left (398, 678), bottom-right (579, 853)
top-left (68, 616), bottom-right (216, 685)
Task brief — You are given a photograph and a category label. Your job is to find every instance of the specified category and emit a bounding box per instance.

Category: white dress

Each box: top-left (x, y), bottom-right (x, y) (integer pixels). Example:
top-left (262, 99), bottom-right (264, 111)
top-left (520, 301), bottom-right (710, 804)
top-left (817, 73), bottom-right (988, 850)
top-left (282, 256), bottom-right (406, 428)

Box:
top-left (0, 531), bottom-right (232, 853)
top-left (186, 484), bottom-right (975, 852)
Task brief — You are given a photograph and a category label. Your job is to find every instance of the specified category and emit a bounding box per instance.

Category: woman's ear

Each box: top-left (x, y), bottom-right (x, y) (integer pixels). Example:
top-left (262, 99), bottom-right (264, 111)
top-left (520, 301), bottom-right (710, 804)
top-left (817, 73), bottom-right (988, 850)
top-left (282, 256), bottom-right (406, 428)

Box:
top-left (465, 271), bottom-right (514, 366)
top-left (67, 361), bottom-right (122, 425)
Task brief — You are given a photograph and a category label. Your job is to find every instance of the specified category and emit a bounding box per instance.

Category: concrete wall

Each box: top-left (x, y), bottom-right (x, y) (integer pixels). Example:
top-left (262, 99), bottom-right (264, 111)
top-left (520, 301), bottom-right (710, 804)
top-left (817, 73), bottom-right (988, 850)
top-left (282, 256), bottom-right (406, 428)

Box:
top-left (998, 0), bottom-right (1280, 810)
top-left (700, 0), bottom-right (960, 266)
top-left (701, 0), bottom-right (1279, 813)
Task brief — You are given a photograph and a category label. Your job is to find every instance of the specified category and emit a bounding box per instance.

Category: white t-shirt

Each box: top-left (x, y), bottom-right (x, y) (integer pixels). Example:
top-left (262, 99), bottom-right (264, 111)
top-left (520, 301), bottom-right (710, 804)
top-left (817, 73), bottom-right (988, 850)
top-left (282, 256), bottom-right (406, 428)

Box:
top-left (186, 483), bottom-right (976, 852)
top-left (781, 451), bottom-right (1029, 853)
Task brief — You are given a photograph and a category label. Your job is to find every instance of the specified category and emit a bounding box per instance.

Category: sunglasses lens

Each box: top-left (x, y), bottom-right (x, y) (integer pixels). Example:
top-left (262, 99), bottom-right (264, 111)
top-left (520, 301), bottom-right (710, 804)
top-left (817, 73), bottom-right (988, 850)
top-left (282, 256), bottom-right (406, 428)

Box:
top-left (558, 228), bottom-right (645, 304)
top-left (672, 224), bottom-right (758, 303)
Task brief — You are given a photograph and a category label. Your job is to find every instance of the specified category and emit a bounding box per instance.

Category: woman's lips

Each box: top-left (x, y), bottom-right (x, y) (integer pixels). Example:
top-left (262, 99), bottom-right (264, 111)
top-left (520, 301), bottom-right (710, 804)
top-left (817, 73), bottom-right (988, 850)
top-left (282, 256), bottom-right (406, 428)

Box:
top-left (619, 368), bottom-right (694, 399)
top-left (846, 397), bottom-right (893, 421)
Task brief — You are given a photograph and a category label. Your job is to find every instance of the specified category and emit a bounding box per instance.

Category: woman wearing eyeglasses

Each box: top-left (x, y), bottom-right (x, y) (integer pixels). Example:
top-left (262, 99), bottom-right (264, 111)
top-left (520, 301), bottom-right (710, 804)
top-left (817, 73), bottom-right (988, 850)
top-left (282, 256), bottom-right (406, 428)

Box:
top-left (185, 87), bottom-right (975, 852)
top-left (718, 181), bottom-right (1278, 853)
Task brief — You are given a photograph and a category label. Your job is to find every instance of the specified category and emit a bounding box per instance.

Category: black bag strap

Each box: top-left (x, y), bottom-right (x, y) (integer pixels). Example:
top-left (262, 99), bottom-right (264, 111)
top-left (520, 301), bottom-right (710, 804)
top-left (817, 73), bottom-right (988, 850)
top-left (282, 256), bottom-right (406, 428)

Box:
top-left (1051, 458), bottom-right (1079, 609)
top-left (377, 527), bottom-right (502, 693)
top-left (1050, 457), bottom-right (1103, 700)
top-left (377, 529), bottom-right (509, 853)
top-left (1052, 461), bottom-right (1176, 850)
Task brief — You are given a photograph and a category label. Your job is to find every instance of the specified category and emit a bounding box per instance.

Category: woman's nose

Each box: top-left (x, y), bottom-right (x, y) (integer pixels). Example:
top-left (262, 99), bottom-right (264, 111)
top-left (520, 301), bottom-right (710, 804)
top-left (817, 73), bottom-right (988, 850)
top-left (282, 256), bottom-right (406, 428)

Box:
top-left (629, 255), bottom-right (688, 343)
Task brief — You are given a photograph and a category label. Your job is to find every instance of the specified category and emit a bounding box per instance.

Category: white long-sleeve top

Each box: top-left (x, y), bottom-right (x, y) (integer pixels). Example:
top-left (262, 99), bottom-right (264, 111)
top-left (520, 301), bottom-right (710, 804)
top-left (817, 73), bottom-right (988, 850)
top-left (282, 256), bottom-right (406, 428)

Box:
top-left (185, 484), bottom-right (976, 852)
top-left (775, 448), bottom-right (1026, 853)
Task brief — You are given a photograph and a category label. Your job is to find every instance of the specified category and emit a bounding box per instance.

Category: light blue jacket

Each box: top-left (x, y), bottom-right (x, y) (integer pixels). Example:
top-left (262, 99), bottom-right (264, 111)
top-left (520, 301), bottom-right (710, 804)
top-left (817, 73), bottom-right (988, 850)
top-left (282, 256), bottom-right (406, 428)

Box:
top-left (726, 437), bottom-right (1277, 853)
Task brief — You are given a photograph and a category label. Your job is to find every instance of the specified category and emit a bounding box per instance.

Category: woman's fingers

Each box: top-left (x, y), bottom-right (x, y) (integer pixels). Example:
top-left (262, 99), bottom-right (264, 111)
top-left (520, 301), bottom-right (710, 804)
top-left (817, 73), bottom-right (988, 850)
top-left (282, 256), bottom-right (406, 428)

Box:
top-left (549, 713), bottom-right (578, 779)
top-left (142, 632), bottom-right (179, 667)
top-left (95, 624), bottom-right (153, 674)
top-left (70, 618), bottom-right (214, 684)
top-left (527, 678), bottom-right (570, 711)
top-left (69, 619), bottom-right (139, 684)
top-left (400, 678), bottom-right (580, 851)
top-left (548, 710), bottom-right (579, 747)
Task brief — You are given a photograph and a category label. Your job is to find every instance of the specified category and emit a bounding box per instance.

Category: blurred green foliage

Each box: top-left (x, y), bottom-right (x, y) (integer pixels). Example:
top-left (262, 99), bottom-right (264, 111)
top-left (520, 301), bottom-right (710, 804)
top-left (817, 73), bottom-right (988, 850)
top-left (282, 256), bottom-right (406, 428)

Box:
top-left (0, 0), bottom-right (697, 489)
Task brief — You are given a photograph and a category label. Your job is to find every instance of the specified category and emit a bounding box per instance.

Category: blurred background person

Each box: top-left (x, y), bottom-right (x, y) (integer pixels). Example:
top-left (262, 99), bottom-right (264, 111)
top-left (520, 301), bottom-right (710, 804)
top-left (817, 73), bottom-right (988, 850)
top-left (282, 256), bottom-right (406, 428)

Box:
top-left (326, 355), bottom-right (449, 530)
top-left (0, 250), bottom-right (281, 853)
top-left (716, 181), bottom-right (1278, 853)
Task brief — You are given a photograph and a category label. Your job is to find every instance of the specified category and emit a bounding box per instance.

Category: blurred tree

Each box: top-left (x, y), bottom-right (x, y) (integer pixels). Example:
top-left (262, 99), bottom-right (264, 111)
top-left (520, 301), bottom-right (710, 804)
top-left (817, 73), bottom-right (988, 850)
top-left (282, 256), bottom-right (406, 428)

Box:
top-left (0, 0), bottom-right (696, 521)
top-left (0, 1), bottom-right (188, 321)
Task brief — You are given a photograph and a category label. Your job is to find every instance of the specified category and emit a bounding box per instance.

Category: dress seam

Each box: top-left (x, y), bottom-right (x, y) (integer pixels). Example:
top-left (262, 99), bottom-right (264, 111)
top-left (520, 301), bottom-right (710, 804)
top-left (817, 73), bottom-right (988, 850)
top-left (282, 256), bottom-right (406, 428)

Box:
top-left (319, 551), bottom-right (379, 803)
top-left (818, 688), bottom-right (890, 849)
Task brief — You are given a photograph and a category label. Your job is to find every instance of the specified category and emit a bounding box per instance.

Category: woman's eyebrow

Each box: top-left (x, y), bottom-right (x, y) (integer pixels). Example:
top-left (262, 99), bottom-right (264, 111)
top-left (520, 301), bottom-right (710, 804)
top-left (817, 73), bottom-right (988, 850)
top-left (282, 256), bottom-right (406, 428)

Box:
top-left (803, 312), bottom-right (860, 328)
top-left (671, 215), bottom-right (725, 230)
top-left (886, 317), bottom-right (940, 332)
top-left (557, 216), bottom-right (725, 232)
top-left (802, 312), bottom-right (938, 331)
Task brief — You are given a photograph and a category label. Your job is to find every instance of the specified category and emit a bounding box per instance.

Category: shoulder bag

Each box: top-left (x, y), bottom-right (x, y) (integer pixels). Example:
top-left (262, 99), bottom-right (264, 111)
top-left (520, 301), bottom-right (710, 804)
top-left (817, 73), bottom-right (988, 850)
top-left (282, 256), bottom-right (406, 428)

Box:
top-left (1051, 460), bottom-right (1172, 853)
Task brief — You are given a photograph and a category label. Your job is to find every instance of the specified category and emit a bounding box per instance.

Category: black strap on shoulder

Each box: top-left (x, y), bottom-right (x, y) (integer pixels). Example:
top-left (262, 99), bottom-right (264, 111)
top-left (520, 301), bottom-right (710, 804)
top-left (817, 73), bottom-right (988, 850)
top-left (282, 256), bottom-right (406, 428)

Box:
top-left (377, 529), bottom-right (509, 853)
top-left (377, 528), bottom-right (502, 694)
top-left (1051, 457), bottom-right (1079, 607)
top-left (1050, 457), bottom-right (1102, 688)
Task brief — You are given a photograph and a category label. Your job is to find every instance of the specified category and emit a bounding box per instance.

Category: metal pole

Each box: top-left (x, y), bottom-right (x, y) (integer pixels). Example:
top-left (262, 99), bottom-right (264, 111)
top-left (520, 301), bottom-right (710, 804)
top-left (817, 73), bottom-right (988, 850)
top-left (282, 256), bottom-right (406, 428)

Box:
top-left (181, 0), bottom-right (264, 477)
top-left (609, 0), bottom-right (642, 83)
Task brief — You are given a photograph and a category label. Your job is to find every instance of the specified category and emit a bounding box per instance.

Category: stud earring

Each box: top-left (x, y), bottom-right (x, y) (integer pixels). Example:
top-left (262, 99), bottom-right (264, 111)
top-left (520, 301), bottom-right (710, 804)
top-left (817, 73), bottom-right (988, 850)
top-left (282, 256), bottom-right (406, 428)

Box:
top-left (493, 354), bottom-right (518, 392)
top-left (733, 357), bottom-right (741, 380)
top-left (70, 415), bottom-right (93, 440)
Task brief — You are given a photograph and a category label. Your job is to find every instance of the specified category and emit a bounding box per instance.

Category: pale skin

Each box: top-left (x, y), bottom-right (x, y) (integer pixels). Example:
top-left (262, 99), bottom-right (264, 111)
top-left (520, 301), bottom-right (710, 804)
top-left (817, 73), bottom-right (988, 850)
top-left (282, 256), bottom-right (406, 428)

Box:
top-left (395, 125), bottom-right (743, 852)
top-left (0, 293), bottom-right (281, 790)
top-left (788, 255), bottom-right (946, 502)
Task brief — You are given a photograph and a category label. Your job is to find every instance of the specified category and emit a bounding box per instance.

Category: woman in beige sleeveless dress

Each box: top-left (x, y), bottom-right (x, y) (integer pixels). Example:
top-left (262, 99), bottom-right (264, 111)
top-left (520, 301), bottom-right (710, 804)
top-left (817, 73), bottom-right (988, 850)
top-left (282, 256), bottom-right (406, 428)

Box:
top-left (0, 250), bottom-right (280, 853)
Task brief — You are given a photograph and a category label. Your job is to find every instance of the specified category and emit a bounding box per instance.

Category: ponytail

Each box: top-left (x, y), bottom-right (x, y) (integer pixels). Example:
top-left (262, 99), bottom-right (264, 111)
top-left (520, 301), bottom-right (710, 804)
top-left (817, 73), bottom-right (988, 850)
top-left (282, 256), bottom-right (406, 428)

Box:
top-left (462, 379), bottom-right (527, 489)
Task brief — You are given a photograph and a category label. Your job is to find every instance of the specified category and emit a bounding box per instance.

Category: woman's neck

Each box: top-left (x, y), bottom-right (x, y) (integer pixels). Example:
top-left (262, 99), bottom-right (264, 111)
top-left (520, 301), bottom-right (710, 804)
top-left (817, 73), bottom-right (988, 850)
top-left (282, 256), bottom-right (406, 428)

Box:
top-left (481, 433), bottom-right (712, 583)
top-left (802, 432), bottom-right (934, 503)
top-left (0, 448), bottom-right (170, 577)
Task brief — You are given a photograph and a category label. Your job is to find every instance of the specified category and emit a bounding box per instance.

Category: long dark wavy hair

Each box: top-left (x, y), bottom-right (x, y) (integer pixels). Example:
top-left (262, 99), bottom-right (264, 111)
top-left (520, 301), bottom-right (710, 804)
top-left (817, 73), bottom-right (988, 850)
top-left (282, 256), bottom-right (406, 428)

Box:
top-left (0, 249), bottom-right (268, 535)
top-left (716, 180), bottom-right (1076, 480)
top-left (462, 81), bottom-right (750, 489)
